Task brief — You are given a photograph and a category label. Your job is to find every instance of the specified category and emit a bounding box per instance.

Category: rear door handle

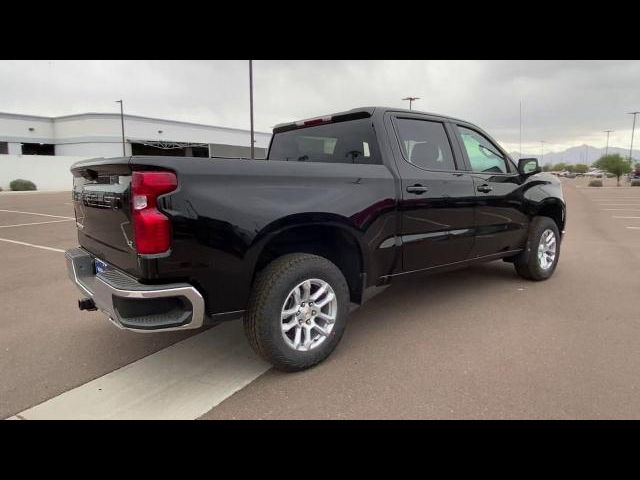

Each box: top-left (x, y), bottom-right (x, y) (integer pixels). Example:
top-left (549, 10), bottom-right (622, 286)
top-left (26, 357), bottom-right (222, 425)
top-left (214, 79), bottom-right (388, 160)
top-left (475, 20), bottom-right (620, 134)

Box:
top-left (406, 185), bottom-right (429, 194)
top-left (477, 184), bottom-right (493, 193)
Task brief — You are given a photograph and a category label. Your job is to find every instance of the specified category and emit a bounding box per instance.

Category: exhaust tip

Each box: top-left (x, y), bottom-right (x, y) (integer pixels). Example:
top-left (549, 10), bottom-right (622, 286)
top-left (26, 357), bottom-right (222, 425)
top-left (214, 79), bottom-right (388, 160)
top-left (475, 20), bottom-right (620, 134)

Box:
top-left (78, 297), bottom-right (97, 311)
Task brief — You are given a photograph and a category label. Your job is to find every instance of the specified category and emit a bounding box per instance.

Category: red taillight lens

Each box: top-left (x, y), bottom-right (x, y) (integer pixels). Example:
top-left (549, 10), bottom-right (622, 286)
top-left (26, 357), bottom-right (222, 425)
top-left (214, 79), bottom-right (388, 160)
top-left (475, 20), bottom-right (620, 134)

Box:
top-left (131, 171), bottom-right (177, 254)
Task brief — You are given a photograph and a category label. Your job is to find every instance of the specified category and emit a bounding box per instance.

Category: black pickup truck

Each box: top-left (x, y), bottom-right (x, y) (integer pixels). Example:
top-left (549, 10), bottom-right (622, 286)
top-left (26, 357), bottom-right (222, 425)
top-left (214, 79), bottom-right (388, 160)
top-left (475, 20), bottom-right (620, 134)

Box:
top-left (66, 107), bottom-right (565, 371)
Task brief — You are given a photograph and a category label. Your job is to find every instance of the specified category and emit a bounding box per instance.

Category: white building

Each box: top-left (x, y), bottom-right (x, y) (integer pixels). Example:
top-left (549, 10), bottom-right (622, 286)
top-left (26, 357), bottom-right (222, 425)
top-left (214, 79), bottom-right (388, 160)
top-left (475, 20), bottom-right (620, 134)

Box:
top-left (0, 111), bottom-right (272, 190)
top-left (0, 111), bottom-right (271, 158)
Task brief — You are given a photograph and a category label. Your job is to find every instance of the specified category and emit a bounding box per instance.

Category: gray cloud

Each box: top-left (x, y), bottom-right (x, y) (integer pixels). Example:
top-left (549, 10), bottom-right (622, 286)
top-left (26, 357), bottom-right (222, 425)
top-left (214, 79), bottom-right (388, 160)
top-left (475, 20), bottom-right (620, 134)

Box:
top-left (1, 60), bottom-right (639, 154)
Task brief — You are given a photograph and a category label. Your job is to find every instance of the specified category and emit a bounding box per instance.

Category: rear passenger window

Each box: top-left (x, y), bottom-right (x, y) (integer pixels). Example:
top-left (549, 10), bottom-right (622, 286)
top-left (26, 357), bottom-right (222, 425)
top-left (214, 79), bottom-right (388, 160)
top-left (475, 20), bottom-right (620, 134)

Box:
top-left (395, 118), bottom-right (456, 171)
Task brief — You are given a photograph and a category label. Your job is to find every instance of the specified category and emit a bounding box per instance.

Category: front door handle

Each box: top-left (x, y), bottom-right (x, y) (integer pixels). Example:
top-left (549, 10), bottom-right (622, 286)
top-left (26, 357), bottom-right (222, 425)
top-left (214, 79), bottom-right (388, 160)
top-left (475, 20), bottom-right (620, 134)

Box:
top-left (406, 185), bottom-right (429, 194)
top-left (477, 184), bottom-right (493, 193)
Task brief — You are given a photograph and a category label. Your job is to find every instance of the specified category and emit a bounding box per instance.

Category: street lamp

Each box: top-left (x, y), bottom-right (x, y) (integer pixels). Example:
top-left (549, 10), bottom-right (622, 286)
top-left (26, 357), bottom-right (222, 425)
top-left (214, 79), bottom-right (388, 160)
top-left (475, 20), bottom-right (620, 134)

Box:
top-left (115, 100), bottom-right (126, 156)
top-left (540, 141), bottom-right (545, 164)
top-left (249, 60), bottom-right (255, 160)
top-left (519, 100), bottom-right (523, 160)
top-left (628, 112), bottom-right (639, 166)
top-left (604, 130), bottom-right (614, 157)
top-left (402, 97), bottom-right (420, 110)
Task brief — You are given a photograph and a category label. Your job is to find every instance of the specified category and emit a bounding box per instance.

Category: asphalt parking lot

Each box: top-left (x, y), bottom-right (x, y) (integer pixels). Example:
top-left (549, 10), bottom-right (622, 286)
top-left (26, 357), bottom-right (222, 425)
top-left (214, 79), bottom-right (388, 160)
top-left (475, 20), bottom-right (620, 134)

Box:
top-left (2, 178), bottom-right (640, 419)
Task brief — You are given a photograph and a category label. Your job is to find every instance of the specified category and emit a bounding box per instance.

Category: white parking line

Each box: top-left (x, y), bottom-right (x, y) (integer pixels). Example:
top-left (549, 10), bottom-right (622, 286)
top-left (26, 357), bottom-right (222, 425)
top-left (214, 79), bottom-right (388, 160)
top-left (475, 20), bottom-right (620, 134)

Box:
top-left (627, 227), bottom-right (640, 230)
top-left (0, 209), bottom-right (74, 220)
top-left (0, 237), bottom-right (65, 253)
top-left (0, 219), bottom-right (74, 229)
top-left (14, 320), bottom-right (270, 420)
top-left (601, 209), bottom-right (640, 211)
top-left (598, 204), bottom-right (640, 206)
top-left (612, 216), bottom-right (640, 219)
top-left (0, 190), bottom-right (68, 195)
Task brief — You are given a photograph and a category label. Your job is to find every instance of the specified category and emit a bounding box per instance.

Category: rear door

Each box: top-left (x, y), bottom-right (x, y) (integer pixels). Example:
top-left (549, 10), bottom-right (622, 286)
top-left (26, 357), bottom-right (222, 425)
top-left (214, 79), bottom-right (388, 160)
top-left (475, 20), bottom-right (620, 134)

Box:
top-left (452, 124), bottom-right (529, 258)
top-left (386, 113), bottom-right (476, 272)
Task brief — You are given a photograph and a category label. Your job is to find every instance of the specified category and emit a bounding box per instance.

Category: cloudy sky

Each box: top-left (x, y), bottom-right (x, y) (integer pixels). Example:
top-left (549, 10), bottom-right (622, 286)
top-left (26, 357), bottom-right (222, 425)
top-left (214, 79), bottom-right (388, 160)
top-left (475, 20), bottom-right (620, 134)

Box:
top-left (1, 60), bottom-right (639, 154)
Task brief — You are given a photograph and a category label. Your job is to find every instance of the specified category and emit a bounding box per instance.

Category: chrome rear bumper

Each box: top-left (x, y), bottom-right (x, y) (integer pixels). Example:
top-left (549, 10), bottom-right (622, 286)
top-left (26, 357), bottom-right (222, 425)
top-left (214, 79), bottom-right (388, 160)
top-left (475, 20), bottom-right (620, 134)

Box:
top-left (65, 247), bottom-right (205, 332)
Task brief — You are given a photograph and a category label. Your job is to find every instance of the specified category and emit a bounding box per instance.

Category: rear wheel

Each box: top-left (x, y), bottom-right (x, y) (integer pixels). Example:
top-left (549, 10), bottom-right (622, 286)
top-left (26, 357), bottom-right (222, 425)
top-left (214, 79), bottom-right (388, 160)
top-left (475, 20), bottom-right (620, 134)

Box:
top-left (514, 216), bottom-right (561, 281)
top-left (244, 253), bottom-right (350, 372)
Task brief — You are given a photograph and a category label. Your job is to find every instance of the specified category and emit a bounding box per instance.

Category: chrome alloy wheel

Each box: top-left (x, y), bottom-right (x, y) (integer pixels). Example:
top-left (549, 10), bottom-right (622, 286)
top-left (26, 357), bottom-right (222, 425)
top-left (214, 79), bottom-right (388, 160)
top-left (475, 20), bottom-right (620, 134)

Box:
top-left (537, 229), bottom-right (557, 270)
top-left (281, 279), bottom-right (337, 352)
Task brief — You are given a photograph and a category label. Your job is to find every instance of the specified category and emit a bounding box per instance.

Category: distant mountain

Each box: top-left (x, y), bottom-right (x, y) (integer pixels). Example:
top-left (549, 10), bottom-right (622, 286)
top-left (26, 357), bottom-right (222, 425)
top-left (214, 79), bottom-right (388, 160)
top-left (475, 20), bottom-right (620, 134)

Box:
top-left (508, 145), bottom-right (640, 166)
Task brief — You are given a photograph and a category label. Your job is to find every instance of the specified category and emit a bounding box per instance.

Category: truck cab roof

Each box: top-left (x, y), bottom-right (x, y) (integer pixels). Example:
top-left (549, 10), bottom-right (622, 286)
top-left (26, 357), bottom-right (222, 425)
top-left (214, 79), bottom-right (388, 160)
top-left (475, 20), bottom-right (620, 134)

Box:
top-left (272, 106), bottom-right (470, 133)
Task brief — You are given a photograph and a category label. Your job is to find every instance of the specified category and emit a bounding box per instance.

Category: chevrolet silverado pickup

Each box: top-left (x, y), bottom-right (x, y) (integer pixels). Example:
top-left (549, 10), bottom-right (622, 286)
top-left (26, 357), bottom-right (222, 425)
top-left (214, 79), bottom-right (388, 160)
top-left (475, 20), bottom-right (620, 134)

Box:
top-left (65, 107), bottom-right (565, 371)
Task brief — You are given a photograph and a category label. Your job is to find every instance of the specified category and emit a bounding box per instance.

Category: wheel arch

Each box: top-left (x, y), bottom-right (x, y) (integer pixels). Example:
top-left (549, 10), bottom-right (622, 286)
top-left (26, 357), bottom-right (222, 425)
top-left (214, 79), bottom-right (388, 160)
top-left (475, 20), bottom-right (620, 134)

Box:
top-left (247, 214), bottom-right (369, 304)
top-left (534, 198), bottom-right (566, 235)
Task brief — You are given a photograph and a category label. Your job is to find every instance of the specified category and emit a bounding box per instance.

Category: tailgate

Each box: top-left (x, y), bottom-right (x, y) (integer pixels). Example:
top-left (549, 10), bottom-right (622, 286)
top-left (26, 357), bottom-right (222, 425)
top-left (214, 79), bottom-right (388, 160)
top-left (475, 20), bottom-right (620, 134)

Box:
top-left (71, 157), bottom-right (138, 276)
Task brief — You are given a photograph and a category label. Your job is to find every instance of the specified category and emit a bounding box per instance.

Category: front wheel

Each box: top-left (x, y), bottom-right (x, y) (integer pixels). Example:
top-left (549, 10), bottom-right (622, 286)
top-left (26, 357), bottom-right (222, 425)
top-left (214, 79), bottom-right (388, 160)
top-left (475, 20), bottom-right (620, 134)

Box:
top-left (244, 253), bottom-right (350, 372)
top-left (514, 216), bottom-right (561, 281)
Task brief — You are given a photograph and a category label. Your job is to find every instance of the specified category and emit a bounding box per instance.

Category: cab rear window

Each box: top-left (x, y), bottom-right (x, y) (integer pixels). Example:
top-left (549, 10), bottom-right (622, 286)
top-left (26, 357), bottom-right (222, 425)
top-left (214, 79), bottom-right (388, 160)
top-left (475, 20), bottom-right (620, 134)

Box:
top-left (268, 118), bottom-right (380, 165)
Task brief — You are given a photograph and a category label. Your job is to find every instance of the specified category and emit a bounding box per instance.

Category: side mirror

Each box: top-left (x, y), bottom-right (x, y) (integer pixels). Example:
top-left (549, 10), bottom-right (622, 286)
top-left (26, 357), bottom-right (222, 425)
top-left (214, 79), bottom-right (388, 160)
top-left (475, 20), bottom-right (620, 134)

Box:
top-left (518, 158), bottom-right (541, 176)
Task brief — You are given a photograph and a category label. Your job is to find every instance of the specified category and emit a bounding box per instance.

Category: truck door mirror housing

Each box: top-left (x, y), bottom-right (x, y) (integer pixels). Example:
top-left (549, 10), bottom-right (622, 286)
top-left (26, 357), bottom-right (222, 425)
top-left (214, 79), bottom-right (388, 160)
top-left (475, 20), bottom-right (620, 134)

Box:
top-left (518, 158), bottom-right (541, 176)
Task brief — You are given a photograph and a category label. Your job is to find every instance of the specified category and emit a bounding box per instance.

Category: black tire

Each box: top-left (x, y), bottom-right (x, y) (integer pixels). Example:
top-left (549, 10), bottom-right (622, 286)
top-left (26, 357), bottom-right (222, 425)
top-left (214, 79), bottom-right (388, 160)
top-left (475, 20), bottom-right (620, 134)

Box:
top-left (514, 216), bottom-right (561, 281)
top-left (244, 253), bottom-right (350, 372)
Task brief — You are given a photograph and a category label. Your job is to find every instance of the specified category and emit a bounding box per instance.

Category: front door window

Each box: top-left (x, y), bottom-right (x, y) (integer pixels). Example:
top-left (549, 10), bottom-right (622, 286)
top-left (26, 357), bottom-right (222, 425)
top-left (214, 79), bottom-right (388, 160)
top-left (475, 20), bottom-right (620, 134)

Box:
top-left (457, 126), bottom-right (508, 174)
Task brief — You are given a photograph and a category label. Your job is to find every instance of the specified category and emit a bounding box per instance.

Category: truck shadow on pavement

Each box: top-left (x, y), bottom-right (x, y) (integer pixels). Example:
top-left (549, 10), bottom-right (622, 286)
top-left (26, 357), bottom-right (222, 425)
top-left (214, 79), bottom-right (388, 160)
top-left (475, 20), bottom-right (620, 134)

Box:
top-left (338, 261), bottom-right (531, 352)
top-left (221, 260), bottom-right (546, 420)
top-left (320, 262), bottom-right (536, 362)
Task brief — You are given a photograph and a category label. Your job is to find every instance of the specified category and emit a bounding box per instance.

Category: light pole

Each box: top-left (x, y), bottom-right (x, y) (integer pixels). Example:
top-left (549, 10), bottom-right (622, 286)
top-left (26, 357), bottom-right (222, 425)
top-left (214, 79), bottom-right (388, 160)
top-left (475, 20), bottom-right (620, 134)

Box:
top-left (519, 100), bottom-right (522, 160)
top-left (115, 100), bottom-right (126, 156)
top-left (604, 130), bottom-right (613, 158)
top-left (603, 129), bottom-right (614, 162)
top-left (402, 97), bottom-right (420, 110)
top-left (540, 141), bottom-right (545, 164)
top-left (628, 112), bottom-right (639, 166)
top-left (249, 60), bottom-right (255, 160)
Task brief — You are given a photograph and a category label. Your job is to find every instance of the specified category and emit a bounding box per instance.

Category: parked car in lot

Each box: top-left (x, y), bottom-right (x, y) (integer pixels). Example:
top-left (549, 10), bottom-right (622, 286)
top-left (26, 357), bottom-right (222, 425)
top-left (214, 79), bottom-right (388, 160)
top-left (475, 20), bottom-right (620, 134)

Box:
top-left (585, 170), bottom-right (604, 178)
top-left (558, 171), bottom-right (577, 178)
top-left (65, 107), bottom-right (566, 371)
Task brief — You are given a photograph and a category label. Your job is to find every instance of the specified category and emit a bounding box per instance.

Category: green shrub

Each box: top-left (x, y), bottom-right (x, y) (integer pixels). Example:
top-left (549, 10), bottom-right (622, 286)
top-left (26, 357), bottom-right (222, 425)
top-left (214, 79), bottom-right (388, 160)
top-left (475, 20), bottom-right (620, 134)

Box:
top-left (588, 179), bottom-right (603, 187)
top-left (9, 179), bottom-right (37, 191)
top-left (631, 179), bottom-right (640, 187)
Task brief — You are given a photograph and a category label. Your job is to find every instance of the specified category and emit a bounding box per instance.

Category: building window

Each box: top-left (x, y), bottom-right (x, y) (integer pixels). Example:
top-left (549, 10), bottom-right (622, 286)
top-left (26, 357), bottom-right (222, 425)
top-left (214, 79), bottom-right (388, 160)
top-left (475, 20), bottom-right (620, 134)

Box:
top-left (0, 142), bottom-right (8, 154)
top-left (21, 143), bottom-right (55, 155)
top-left (191, 146), bottom-right (209, 157)
top-left (131, 142), bottom-right (209, 157)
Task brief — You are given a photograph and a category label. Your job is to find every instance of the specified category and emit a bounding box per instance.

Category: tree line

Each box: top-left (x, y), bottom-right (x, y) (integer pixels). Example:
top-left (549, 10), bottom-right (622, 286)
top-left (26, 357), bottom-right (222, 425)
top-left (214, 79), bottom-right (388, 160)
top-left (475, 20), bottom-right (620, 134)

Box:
top-left (541, 163), bottom-right (590, 173)
top-left (541, 154), bottom-right (639, 186)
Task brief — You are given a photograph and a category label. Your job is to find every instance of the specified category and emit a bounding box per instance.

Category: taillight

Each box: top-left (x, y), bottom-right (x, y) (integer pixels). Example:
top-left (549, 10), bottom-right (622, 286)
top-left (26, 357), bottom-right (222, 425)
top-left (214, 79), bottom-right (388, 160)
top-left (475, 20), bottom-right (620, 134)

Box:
top-left (131, 171), bottom-right (177, 254)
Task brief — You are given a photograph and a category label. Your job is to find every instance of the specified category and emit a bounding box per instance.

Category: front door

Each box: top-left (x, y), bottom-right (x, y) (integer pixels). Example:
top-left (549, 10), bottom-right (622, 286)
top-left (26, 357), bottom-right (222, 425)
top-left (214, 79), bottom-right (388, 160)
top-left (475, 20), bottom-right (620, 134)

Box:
top-left (454, 124), bottom-right (529, 258)
top-left (389, 115), bottom-right (477, 272)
